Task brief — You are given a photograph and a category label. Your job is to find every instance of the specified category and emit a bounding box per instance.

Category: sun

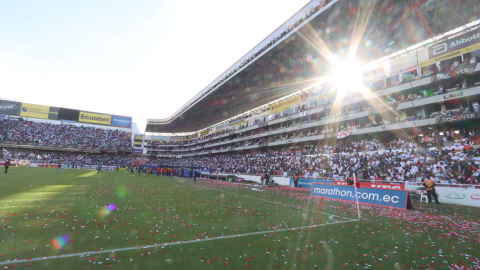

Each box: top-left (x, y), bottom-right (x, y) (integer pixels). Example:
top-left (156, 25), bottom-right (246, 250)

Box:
top-left (328, 57), bottom-right (366, 93)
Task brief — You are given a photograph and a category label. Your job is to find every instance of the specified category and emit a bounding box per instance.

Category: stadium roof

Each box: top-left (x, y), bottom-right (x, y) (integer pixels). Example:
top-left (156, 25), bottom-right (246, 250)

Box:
top-left (146, 0), bottom-right (480, 134)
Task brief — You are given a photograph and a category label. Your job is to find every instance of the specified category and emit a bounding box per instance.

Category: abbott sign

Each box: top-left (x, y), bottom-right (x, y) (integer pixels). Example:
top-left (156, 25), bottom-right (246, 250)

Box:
top-left (310, 183), bottom-right (411, 209)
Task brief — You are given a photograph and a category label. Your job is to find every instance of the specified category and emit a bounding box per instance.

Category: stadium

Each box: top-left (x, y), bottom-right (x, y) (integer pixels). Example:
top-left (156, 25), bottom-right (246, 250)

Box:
top-left (1, 0), bottom-right (480, 269)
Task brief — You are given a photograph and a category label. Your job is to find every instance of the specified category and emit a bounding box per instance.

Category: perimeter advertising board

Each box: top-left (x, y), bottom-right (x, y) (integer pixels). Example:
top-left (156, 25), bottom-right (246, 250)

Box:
top-left (228, 117), bottom-right (245, 126)
top-left (334, 181), bottom-right (405, 189)
top-left (0, 100), bottom-right (21, 116)
top-left (111, 115), bottom-right (132, 128)
top-left (270, 96), bottom-right (301, 114)
top-left (310, 183), bottom-right (412, 209)
top-left (20, 103), bottom-right (50, 119)
top-left (48, 107), bottom-right (60, 120)
top-left (405, 186), bottom-right (480, 207)
top-left (289, 178), bottom-right (333, 188)
top-left (58, 108), bottom-right (80, 122)
top-left (150, 136), bottom-right (170, 141)
top-left (420, 29), bottom-right (480, 68)
top-left (79, 111), bottom-right (112, 125)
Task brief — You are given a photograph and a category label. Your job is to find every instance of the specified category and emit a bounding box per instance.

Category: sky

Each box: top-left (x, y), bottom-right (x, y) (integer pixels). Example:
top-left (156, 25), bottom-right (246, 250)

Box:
top-left (0, 0), bottom-right (311, 132)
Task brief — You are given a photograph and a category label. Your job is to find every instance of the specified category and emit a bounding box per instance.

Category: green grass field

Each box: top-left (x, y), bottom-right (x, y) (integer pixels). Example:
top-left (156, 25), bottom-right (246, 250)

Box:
top-left (0, 167), bottom-right (479, 269)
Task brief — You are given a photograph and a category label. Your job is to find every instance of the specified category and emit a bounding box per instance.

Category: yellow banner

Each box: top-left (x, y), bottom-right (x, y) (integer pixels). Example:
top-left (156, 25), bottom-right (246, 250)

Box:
top-left (419, 42), bottom-right (480, 68)
top-left (20, 103), bottom-right (50, 119)
top-left (270, 96), bottom-right (301, 114)
top-left (199, 130), bottom-right (209, 137)
top-left (134, 135), bottom-right (143, 141)
top-left (213, 128), bottom-right (224, 133)
top-left (149, 138), bottom-right (165, 141)
top-left (233, 120), bottom-right (248, 127)
top-left (79, 111), bottom-right (112, 125)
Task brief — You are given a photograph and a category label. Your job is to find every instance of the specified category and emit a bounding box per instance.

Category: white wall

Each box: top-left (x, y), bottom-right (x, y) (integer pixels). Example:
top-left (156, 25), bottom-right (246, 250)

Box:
top-left (237, 174), bottom-right (261, 184)
top-left (272, 177), bottom-right (290, 186)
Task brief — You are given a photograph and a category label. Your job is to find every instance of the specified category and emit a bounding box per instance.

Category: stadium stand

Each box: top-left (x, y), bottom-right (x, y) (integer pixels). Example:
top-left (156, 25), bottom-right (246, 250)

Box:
top-left (1, 119), bottom-right (131, 147)
top-left (1, 148), bottom-right (132, 168)
top-left (140, 20), bottom-right (480, 186)
top-left (143, 134), bottom-right (479, 184)
top-left (2, 1), bottom-right (480, 187)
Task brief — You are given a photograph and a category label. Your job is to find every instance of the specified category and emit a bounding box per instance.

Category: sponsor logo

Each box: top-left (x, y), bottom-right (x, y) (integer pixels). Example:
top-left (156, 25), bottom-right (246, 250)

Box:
top-left (439, 113), bottom-right (475, 122)
top-left (371, 184), bottom-right (401, 189)
top-left (430, 31), bottom-right (480, 57)
top-left (270, 96), bottom-right (301, 114)
top-left (81, 115), bottom-right (109, 122)
top-left (334, 181), bottom-right (404, 189)
top-left (79, 111), bottom-right (111, 125)
top-left (342, 115), bottom-right (354, 120)
top-left (431, 43), bottom-right (448, 56)
top-left (318, 120), bottom-right (327, 125)
top-left (286, 116), bottom-right (293, 120)
top-left (20, 103), bottom-right (50, 119)
top-left (312, 188), bottom-right (399, 203)
top-left (382, 127), bottom-right (385, 130)
top-left (112, 116), bottom-right (132, 128)
top-left (228, 117), bottom-right (245, 126)
top-left (301, 93), bottom-right (309, 102)
top-left (471, 194), bottom-right (480, 200)
top-left (421, 30), bottom-right (480, 67)
top-left (286, 139), bottom-right (293, 143)
top-left (442, 192), bottom-right (466, 199)
top-left (451, 68), bottom-right (471, 76)
top-left (0, 104), bottom-right (16, 110)
top-left (444, 92), bottom-right (463, 99)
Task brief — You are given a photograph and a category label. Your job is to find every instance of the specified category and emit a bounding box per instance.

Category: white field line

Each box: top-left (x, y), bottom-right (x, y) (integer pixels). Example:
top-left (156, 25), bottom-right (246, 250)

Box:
top-left (0, 219), bottom-right (357, 266)
top-left (207, 186), bottom-right (352, 221)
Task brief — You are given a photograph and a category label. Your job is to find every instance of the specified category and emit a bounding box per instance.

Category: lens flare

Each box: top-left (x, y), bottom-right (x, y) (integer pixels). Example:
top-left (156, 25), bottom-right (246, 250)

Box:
top-left (100, 204), bottom-right (116, 217)
top-left (52, 234), bottom-right (70, 250)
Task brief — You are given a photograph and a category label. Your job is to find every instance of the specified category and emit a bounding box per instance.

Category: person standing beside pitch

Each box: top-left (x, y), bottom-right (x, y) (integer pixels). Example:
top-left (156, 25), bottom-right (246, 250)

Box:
top-left (293, 173), bottom-right (299, 188)
top-left (4, 159), bottom-right (10, 174)
top-left (423, 174), bottom-right (440, 204)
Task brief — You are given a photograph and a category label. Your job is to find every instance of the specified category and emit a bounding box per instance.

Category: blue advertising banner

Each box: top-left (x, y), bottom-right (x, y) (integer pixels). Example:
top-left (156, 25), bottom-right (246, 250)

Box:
top-left (290, 178), bottom-right (334, 188)
top-left (310, 183), bottom-right (411, 209)
top-left (111, 115), bottom-right (133, 128)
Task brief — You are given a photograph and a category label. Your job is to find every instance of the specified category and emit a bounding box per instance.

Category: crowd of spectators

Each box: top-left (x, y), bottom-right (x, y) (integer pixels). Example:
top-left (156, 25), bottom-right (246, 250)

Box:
top-left (0, 119), bottom-right (131, 147)
top-left (1, 148), bottom-right (132, 167)
top-left (3, 128), bottom-right (479, 185)
top-left (147, 130), bottom-right (480, 185)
